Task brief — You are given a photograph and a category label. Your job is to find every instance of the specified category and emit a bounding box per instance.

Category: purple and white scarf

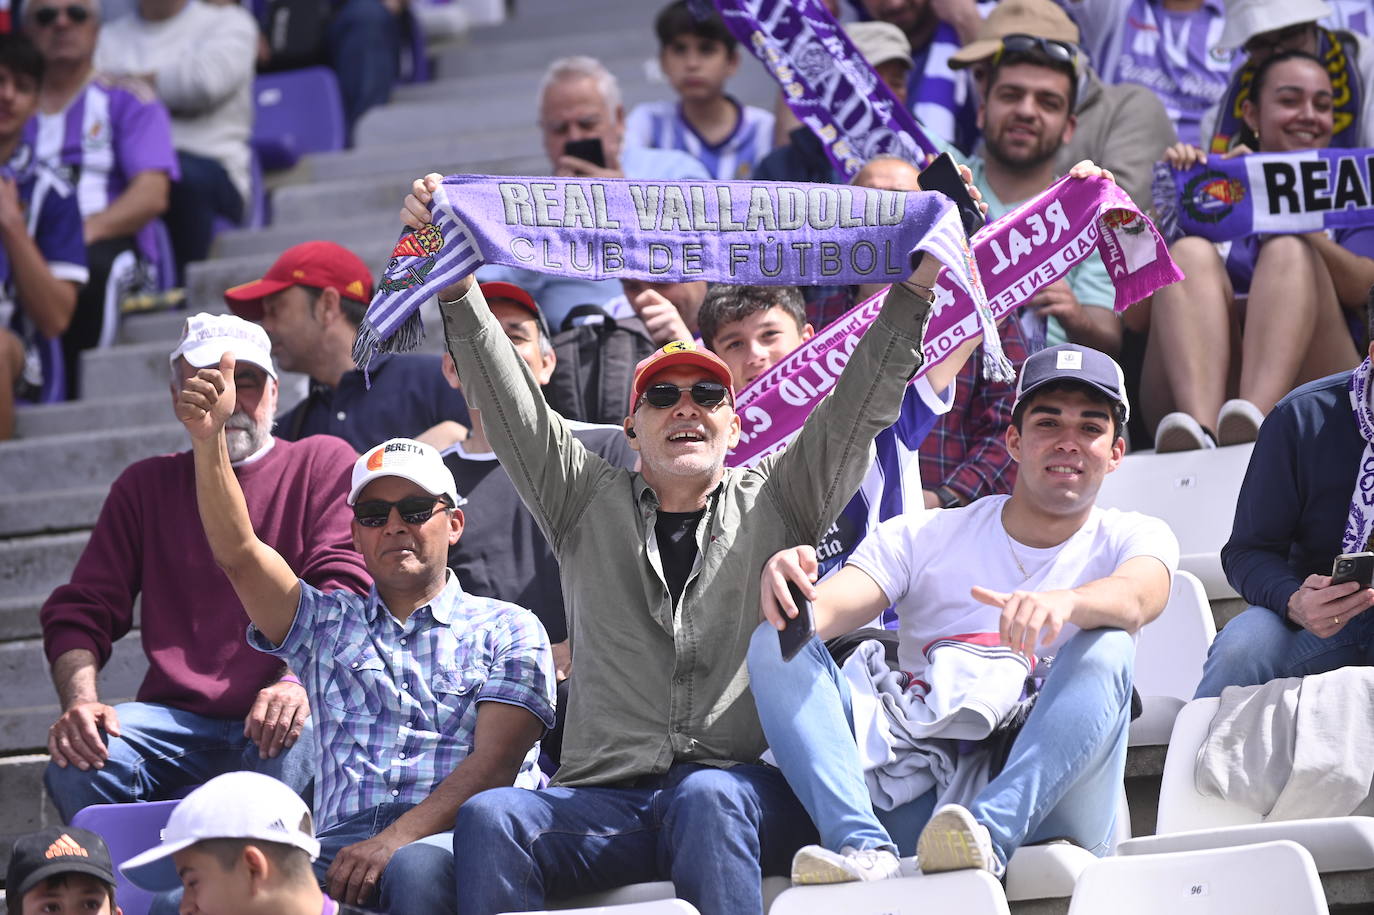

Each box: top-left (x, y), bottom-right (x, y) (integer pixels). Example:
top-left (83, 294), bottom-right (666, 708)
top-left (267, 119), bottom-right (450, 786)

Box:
top-left (1151, 148), bottom-right (1374, 243)
top-left (711, 0), bottom-right (939, 178)
top-left (1346, 358), bottom-right (1374, 553)
top-left (354, 174), bottom-right (1009, 378)
top-left (729, 175), bottom-right (1183, 467)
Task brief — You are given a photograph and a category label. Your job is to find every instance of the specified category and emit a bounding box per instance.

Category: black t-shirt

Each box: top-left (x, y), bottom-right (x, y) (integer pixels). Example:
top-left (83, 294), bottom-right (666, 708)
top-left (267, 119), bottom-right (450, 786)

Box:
top-left (655, 508), bottom-right (705, 608)
top-left (443, 423), bottom-right (637, 642)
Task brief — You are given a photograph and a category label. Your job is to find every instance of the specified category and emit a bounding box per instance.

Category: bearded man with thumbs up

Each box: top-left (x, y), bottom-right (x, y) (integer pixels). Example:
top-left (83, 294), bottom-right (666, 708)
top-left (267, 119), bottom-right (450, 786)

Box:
top-left (40, 312), bottom-right (369, 828)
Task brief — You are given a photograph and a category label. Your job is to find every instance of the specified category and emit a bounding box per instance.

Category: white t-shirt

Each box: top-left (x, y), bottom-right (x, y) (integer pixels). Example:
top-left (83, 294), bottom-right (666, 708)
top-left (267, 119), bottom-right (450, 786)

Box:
top-left (847, 495), bottom-right (1179, 677)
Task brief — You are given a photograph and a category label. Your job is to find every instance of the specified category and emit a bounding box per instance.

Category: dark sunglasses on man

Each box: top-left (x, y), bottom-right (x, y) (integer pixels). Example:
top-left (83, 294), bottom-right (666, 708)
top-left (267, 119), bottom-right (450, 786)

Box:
top-left (352, 495), bottom-right (455, 528)
top-left (640, 380), bottom-right (731, 410)
top-left (33, 4), bottom-right (90, 26)
top-left (992, 33), bottom-right (1079, 72)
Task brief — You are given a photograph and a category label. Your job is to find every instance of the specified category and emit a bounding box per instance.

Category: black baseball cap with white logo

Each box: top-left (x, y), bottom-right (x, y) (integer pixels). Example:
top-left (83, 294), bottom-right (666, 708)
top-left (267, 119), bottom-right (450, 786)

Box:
top-left (6, 827), bottom-right (116, 910)
top-left (1013, 344), bottom-right (1130, 422)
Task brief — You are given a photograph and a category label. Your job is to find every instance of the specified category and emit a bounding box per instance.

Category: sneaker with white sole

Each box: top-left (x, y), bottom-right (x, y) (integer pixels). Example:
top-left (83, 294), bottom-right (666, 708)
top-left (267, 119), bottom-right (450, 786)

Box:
top-left (916, 804), bottom-right (1005, 877)
top-left (790, 844), bottom-right (902, 885)
top-left (1216, 398), bottom-right (1264, 446)
top-left (1153, 411), bottom-right (1217, 453)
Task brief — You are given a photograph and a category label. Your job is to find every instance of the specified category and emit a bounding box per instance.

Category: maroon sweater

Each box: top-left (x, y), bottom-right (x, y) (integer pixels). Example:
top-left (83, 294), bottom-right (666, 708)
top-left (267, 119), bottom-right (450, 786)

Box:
top-left (41, 435), bottom-right (372, 719)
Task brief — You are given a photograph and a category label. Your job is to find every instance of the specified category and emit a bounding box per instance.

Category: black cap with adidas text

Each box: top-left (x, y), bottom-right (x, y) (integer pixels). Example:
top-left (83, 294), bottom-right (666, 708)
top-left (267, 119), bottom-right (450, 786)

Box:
top-left (6, 826), bottom-right (116, 910)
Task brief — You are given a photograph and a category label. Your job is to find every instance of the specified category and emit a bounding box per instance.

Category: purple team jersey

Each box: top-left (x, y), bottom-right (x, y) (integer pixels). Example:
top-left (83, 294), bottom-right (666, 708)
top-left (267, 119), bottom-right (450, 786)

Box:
top-left (1064, 0), bottom-right (1235, 147)
top-left (25, 76), bottom-right (179, 262)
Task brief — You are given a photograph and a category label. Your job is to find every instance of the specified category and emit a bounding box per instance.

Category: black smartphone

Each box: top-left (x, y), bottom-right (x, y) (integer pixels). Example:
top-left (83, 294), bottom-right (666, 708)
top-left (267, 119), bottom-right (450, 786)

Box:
top-left (918, 151), bottom-right (986, 238)
top-left (563, 138), bottom-right (606, 169)
top-left (778, 580), bottom-right (817, 662)
top-left (1331, 552), bottom-right (1374, 588)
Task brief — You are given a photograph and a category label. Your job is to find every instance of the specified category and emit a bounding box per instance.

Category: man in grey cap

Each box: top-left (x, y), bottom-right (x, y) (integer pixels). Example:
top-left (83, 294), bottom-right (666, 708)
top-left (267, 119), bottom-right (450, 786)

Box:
top-left (750, 343), bottom-right (1177, 884)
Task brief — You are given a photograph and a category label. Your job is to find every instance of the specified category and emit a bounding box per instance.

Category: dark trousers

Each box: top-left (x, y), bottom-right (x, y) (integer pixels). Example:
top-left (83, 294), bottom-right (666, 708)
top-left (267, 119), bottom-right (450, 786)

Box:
top-left (166, 150), bottom-right (244, 281)
top-left (328, 0), bottom-right (400, 134)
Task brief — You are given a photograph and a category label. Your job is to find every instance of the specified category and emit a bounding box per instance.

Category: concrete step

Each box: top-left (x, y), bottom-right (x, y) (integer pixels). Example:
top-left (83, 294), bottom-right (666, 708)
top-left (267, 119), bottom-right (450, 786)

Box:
top-left (0, 531), bottom-right (88, 598)
top-left (0, 487), bottom-right (107, 538)
top-left (118, 308), bottom-right (225, 345)
top-left (353, 107), bottom-right (540, 150)
top-left (211, 210), bottom-right (398, 260)
top-left (80, 339), bottom-right (181, 397)
top-left (0, 423), bottom-right (182, 495)
top-left (0, 594), bottom-right (43, 641)
top-left (432, 27), bottom-right (649, 79)
top-left (0, 635), bottom-right (147, 754)
top-left (390, 55), bottom-right (648, 104)
top-left (0, 754), bottom-right (61, 891)
top-left (15, 393), bottom-right (170, 439)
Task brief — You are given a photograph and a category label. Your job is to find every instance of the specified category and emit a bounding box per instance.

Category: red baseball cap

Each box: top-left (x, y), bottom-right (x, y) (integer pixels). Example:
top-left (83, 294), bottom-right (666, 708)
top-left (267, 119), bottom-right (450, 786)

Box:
top-left (631, 341), bottom-right (735, 404)
top-left (224, 241), bottom-right (375, 320)
top-left (480, 281), bottom-right (552, 339)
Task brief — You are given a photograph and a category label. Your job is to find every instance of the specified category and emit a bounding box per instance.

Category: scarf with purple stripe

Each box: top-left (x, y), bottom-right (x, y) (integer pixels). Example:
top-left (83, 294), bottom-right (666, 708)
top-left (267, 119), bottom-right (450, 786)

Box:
top-left (354, 175), bottom-right (1007, 375)
top-left (1209, 29), bottom-right (1364, 155)
top-left (1346, 358), bottom-right (1374, 553)
top-left (729, 175), bottom-right (1183, 467)
top-left (709, 0), bottom-right (939, 178)
top-left (1151, 148), bottom-right (1374, 243)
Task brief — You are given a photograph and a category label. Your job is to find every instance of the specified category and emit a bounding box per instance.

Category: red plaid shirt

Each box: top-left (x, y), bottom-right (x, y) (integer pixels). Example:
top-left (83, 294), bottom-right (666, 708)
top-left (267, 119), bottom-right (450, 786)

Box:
top-left (918, 313), bottom-right (1031, 503)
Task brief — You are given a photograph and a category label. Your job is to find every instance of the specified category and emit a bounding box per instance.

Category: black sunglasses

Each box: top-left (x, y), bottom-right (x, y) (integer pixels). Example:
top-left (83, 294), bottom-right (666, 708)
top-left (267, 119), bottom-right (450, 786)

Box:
top-left (33, 4), bottom-right (90, 26)
top-left (353, 496), bottom-right (449, 527)
top-left (993, 33), bottom-right (1079, 72)
top-left (641, 381), bottom-right (730, 409)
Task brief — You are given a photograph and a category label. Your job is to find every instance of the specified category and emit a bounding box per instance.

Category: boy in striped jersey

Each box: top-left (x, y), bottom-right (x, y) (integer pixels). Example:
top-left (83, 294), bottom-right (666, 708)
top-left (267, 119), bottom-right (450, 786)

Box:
top-left (624, 0), bottom-right (775, 180)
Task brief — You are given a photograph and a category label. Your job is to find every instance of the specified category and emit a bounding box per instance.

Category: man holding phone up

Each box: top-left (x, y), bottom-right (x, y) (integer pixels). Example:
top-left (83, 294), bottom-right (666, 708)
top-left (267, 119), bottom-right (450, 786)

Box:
top-left (1195, 290), bottom-right (1374, 697)
top-left (477, 56), bottom-right (709, 331)
top-left (750, 344), bottom-right (1177, 883)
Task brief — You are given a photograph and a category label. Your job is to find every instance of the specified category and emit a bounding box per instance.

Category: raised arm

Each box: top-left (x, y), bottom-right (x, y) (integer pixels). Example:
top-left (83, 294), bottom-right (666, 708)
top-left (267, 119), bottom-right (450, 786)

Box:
top-left (403, 175), bottom-right (610, 547)
top-left (178, 353), bottom-right (301, 644)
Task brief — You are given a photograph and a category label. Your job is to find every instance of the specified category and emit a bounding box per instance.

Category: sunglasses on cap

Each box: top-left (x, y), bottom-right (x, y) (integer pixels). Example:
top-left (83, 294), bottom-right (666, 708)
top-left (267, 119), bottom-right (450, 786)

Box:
top-left (640, 381), bottom-right (730, 410)
top-left (32, 4), bottom-right (90, 25)
top-left (992, 33), bottom-right (1078, 72)
top-left (352, 496), bottom-right (451, 527)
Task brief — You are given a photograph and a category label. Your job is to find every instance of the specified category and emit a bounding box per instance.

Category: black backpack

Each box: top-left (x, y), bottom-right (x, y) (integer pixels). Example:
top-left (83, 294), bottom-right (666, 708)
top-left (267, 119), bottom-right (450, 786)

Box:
top-left (546, 305), bottom-right (656, 425)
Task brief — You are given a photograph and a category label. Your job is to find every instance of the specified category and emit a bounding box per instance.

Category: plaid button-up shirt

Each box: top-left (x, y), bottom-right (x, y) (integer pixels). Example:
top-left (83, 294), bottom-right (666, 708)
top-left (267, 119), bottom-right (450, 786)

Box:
top-left (249, 572), bottom-right (555, 830)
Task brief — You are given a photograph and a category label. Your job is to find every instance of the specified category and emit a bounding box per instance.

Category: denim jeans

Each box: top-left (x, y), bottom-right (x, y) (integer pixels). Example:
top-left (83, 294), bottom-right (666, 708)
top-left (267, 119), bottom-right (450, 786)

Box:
top-left (166, 151), bottom-right (244, 280)
top-left (148, 803), bottom-right (455, 915)
top-left (328, 0), bottom-right (398, 132)
top-left (1194, 604), bottom-right (1374, 698)
top-left (44, 700), bottom-right (317, 822)
top-left (747, 622), bottom-right (1134, 864)
top-left (452, 762), bottom-right (817, 915)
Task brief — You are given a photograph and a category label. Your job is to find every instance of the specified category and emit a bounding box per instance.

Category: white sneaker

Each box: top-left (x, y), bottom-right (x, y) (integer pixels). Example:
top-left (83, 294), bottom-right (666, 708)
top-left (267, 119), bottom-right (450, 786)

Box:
top-left (916, 804), bottom-right (1005, 877)
top-left (1217, 398), bottom-right (1264, 446)
top-left (1153, 411), bottom-right (1216, 453)
top-left (790, 844), bottom-right (902, 885)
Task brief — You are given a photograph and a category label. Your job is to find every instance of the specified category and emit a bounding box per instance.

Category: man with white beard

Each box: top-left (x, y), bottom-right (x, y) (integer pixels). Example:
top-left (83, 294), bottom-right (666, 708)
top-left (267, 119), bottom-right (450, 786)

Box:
top-left (40, 313), bottom-right (370, 821)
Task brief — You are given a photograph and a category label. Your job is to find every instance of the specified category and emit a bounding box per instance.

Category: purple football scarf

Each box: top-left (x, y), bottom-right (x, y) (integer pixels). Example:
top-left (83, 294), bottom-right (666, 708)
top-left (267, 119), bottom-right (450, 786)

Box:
top-left (729, 175), bottom-right (1183, 467)
top-left (711, 0), bottom-right (940, 178)
top-left (1151, 147), bottom-right (1374, 243)
top-left (1209, 29), bottom-right (1364, 155)
top-left (1345, 358), bottom-right (1374, 553)
top-left (354, 175), bottom-right (1007, 374)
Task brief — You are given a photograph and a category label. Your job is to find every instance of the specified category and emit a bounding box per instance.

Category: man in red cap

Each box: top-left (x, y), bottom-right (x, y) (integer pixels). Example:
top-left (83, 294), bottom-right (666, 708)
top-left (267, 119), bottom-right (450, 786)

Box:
top-left (401, 171), bottom-right (949, 915)
top-left (225, 240), bottom-right (469, 452)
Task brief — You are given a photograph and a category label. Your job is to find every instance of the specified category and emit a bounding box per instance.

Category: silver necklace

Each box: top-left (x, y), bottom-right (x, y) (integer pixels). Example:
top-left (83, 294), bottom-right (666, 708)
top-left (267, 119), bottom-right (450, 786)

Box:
top-left (1002, 505), bottom-right (1031, 582)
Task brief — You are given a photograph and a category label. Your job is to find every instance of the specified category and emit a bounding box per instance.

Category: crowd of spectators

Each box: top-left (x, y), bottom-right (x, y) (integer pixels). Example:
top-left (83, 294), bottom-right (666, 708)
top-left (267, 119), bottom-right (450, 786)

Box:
top-left (15, 0), bottom-right (1374, 911)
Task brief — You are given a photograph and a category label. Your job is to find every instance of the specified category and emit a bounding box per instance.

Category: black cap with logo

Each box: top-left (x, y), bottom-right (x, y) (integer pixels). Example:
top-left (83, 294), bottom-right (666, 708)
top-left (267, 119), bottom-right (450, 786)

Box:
top-left (5, 827), bottom-right (116, 910)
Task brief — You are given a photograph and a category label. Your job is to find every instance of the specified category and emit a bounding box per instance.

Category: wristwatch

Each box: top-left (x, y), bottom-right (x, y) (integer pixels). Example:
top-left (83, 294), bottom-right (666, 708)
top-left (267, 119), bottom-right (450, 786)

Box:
top-left (936, 486), bottom-right (965, 510)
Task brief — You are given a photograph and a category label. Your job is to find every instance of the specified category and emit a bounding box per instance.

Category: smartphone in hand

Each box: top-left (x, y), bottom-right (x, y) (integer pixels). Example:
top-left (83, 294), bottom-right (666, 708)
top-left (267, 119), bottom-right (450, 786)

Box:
top-left (563, 138), bottom-right (606, 169)
top-left (1331, 552), bottom-right (1374, 588)
top-left (778, 580), bottom-right (817, 662)
top-left (918, 151), bottom-right (986, 238)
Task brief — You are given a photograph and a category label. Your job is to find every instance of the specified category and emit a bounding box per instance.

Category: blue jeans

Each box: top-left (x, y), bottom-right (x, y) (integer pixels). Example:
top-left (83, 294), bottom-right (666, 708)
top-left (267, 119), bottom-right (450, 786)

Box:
top-left (747, 623), bottom-right (1134, 864)
top-left (328, 0), bottom-right (398, 132)
top-left (149, 804), bottom-right (454, 915)
top-left (1194, 604), bottom-right (1374, 698)
top-left (452, 762), bottom-right (817, 915)
top-left (166, 151), bottom-right (243, 280)
top-left (44, 700), bottom-right (317, 822)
